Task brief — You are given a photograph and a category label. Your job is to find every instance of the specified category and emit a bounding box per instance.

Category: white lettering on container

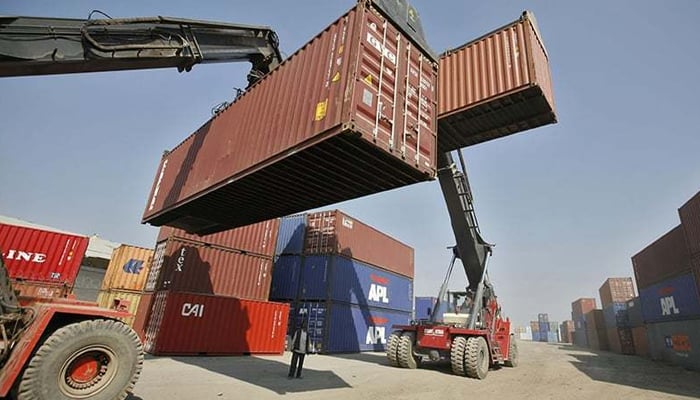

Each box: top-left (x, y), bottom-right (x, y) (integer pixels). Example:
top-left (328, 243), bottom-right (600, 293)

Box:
top-left (368, 284), bottom-right (389, 303)
top-left (660, 296), bottom-right (680, 316)
top-left (366, 326), bottom-right (386, 344)
top-left (181, 303), bottom-right (204, 318)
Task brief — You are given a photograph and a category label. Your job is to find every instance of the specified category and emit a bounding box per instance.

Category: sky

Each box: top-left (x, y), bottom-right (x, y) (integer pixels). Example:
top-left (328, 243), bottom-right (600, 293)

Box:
top-left (1, 1), bottom-right (699, 328)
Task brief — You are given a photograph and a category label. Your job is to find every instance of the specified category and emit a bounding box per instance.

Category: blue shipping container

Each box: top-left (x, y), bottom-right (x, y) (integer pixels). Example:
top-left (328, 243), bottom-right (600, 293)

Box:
top-left (573, 330), bottom-right (588, 347)
top-left (548, 321), bottom-right (559, 332)
top-left (547, 331), bottom-right (559, 343)
top-left (270, 255), bottom-right (303, 300)
top-left (414, 296), bottom-right (437, 320)
top-left (538, 313), bottom-right (549, 323)
top-left (539, 322), bottom-right (549, 333)
top-left (299, 255), bottom-right (413, 312)
top-left (275, 214), bottom-right (307, 256)
top-left (640, 273), bottom-right (700, 323)
top-left (627, 297), bottom-right (644, 327)
top-left (603, 302), bottom-right (630, 328)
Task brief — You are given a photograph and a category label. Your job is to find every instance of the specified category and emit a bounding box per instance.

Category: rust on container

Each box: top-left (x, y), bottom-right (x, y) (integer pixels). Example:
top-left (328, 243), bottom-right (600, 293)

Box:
top-left (599, 277), bottom-right (636, 309)
top-left (11, 279), bottom-right (70, 299)
top-left (632, 225), bottom-right (692, 290)
top-left (142, 2), bottom-right (438, 235)
top-left (157, 218), bottom-right (280, 258)
top-left (304, 210), bottom-right (414, 278)
top-left (145, 238), bottom-right (272, 300)
top-left (0, 223), bottom-right (89, 286)
top-left (143, 291), bottom-right (289, 356)
top-left (437, 11), bottom-right (556, 151)
top-left (101, 245), bottom-right (153, 292)
top-left (680, 191), bottom-right (700, 257)
top-left (97, 289), bottom-right (144, 327)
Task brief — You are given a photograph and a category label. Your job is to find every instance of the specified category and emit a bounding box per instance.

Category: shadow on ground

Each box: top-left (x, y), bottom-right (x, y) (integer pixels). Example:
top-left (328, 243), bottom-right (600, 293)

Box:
top-left (561, 346), bottom-right (700, 398)
top-left (172, 354), bottom-right (352, 395)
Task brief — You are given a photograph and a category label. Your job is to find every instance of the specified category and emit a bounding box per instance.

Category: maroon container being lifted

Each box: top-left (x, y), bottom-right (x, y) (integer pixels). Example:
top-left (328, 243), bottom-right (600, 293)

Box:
top-left (632, 225), bottom-right (692, 290)
top-left (142, 2), bottom-right (438, 235)
top-left (145, 238), bottom-right (272, 300)
top-left (156, 218), bottom-right (280, 259)
top-left (437, 11), bottom-right (556, 151)
top-left (143, 291), bottom-right (289, 356)
top-left (304, 210), bottom-right (414, 278)
top-left (679, 191), bottom-right (700, 257)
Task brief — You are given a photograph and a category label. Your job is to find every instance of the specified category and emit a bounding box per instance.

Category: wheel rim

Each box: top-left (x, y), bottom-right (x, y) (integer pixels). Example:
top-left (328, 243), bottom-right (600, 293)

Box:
top-left (59, 345), bottom-right (118, 398)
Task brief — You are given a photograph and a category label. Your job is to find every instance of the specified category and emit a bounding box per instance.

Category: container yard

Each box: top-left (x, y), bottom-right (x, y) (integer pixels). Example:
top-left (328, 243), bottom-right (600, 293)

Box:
top-left (2, 0), bottom-right (700, 399)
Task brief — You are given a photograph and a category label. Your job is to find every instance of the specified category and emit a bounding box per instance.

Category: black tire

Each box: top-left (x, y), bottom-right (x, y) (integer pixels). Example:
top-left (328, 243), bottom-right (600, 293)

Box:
top-left (464, 336), bottom-right (489, 379)
top-left (397, 333), bottom-right (420, 369)
top-left (386, 332), bottom-right (401, 367)
top-left (504, 336), bottom-right (519, 367)
top-left (17, 319), bottom-right (143, 400)
top-left (450, 336), bottom-right (467, 376)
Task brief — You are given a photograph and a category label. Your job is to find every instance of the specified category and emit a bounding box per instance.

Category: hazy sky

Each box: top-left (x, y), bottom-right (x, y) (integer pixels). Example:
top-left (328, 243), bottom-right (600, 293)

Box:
top-left (1, 1), bottom-right (699, 327)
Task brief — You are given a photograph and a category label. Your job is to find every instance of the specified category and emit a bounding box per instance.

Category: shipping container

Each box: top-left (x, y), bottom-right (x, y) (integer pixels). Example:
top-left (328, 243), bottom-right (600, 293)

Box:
top-left (132, 292), bottom-right (154, 340)
top-left (571, 298), bottom-right (597, 320)
top-left (144, 292), bottom-right (289, 355)
top-left (632, 225), bottom-right (692, 290)
top-left (157, 218), bottom-right (280, 258)
top-left (573, 330), bottom-right (588, 348)
top-left (142, 1), bottom-right (438, 235)
top-left (287, 300), bottom-right (410, 353)
top-left (607, 327), bottom-right (635, 355)
top-left (298, 255), bottom-right (413, 312)
top-left (646, 319), bottom-right (700, 371)
top-left (101, 245), bottom-right (153, 292)
top-left (538, 322), bottom-right (549, 341)
top-left (97, 289), bottom-right (144, 327)
top-left (304, 210), bottom-right (414, 278)
top-left (599, 277), bottom-right (635, 308)
top-left (275, 215), bottom-right (307, 256)
top-left (632, 326), bottom-right (649, 357)
top-left (437, 11), bottom-right (556, 152)
top-left (639, 273), bottom-right (700, 323)
top-left (270, 255), bottom-right (304, 300)
top-left (679, 191), bottom-right (700, 257)
top-left (414, 296), bottom-right (437, 320)
top-left (11, 279), bottom-right (70, 299)
top-left (603, 302), bottom-right (630, 328)
top-left (0, 223), bottom-right (89, 285)
top-left (537, 313), bottom-right (549, 323)
top-left (145, 238), bottom-right (272, 300)
top-left (548, 321), bottom-right (558, 332)
top-left (560, 321), bottom-right (574, 344)
top-left (585, 310), bottom-right (609, 351)
top-left (627, 297), bottom-right (644, 327)
top-left (73, 265), bottom-right (106, 302)
top-left (547, 331), bottom-right (559, 343)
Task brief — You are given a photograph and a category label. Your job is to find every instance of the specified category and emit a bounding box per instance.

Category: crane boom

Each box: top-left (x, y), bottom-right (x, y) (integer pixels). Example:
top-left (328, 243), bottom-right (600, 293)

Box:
top-left (0, 15), bottom-right (282, 85)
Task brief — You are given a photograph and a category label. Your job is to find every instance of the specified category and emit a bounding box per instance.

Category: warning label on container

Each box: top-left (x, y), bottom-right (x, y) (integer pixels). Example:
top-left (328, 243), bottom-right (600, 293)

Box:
top-left (314, 99), bottom-right (328, 121)
top-left (362, 89), bottom-right (373, 107)
top-left (332, 72), bottom-right (341, 82)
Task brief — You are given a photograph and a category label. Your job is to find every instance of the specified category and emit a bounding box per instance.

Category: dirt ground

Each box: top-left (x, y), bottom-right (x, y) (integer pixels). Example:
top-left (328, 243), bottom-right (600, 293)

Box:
top-left (129, 340), bottom-right (700, 400)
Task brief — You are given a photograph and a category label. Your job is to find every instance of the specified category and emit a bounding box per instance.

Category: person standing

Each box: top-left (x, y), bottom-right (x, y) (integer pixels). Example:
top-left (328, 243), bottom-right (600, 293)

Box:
top-left (288, 319), bottom-right (310, 379)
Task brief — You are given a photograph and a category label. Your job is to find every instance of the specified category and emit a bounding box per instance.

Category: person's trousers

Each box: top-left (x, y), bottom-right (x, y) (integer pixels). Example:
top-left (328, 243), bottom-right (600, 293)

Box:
top-left (288, 352), bottom-right (306, 377)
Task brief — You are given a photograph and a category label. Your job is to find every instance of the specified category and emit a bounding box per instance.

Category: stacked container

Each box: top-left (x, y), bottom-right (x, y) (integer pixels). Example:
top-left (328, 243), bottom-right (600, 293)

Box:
top-left (414, 296), bottom-right (437, 321)
top-left (599, 278), bottom-right (636, 355)
top-left (529, 321), bottom-right (540, 342)
top-left (96, 245), bottom-right (154, 327)
top-left (571, 298), bottom-right (596, 347)
top-left (584, 309), bottom-right (609, 351)
top-left (560, 320), bottom-right (574, 344)
top-left (626, 297), bottom-right (649, 357)
top-left (138, 219), bottom-right (289, 356)
top-left (547, 321), bottom-right (560, 343)
top-left (270, 210), bottom-right (413, 353)
top-left (0, 222), bottom-right (89, 299)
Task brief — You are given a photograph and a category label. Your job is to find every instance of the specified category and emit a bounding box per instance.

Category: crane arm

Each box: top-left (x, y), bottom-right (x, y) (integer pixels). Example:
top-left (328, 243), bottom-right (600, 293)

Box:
top-left (0, 15), bottom-right (282, 85)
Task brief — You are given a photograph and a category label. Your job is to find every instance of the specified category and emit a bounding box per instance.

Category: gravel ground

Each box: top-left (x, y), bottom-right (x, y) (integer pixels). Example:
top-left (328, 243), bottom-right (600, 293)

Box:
top-left (129, 340), bottom-right (700, 400)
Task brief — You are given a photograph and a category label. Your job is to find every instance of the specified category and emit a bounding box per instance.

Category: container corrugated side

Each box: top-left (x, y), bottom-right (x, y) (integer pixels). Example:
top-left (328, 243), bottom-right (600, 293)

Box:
top-left (632, 326), bottom-right (649, 357)
top-left (607, 327), bottom-right (635, 355)
top-left (626, 297), bottom-right (644, 327)
top-left (157, 218), bottom-right (280, 258)
top-left (304, 210), bottom-right (415, 278)
top-left (571, 298), bottom-right (596, 320)
top-left (144, 292), bottom-right (289, 355)
top-left (142, 2), bottom-right (437, 235)
top-left (632, 225), bottom-right (692, 290)
top-left (599, 277), bottom-right (635, 308)
top-left (73, 265), bottom-right (106, 302)
top-left (646, 319), bottom-right (700, 371)
top-left (414, 296), bottom-right (437, 320)
top-left (573, 330), bottom-right (588, 348)
top-left (585, 310), bottom-right (609, 351)
top-left (298, 255), bottom-right (413, 312)
top-left (145, 238), bottom-right (272, 300)
top-left (325, 302), bottom-right (410, 353)
top-left (132, 292), bottom-right (154, 340)
top-left (603, 302), bottom-right (630, 328)
top-left (275, 215), bottom-right (307, 256)
top-left (97, 289), bottom-right (144, 327)
top-left (680, 191), bottom-right (700, 257)
top-left (11, 279), bottom-right (70, 299)
top-left (101, 245), bottom-right (153, 292)
top-left (437, 11), bottom-right (556, 151)
top-left (269, 255), bottom-right (303, 301)
top-left (639, 273), bottom-right (700, 323)
top-left (0, 223), bottom-right (89, 285)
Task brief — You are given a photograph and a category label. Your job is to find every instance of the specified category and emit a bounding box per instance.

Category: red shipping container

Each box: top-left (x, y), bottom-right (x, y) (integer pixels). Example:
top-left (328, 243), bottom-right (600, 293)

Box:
top-left (571, 298), bottom-right (597, 319)
top-left (304, 210), bottom-right (414, 278)
top-left (142, 2), bottom-right (438, 235)
top-left (632, 225), bottom-right (692, 290)
top-left (143, 291), bottom-right (289, 355)
top-left (679, 191), bottom-right (700, 257)
top-left (132, 292), bottom-right (154, 341)
top-left (599, 277), bottom-right (636, 308)
top-left (0, 223), bottom-right (89, 285)
top-left (145, 238), bottom-right (272, 300)
top-left (156, 218), bottom-right (280, 258)
top-left (11, 279), bottom-right (70, 299)
top-left (438, 11), bottom-right (556, 151)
